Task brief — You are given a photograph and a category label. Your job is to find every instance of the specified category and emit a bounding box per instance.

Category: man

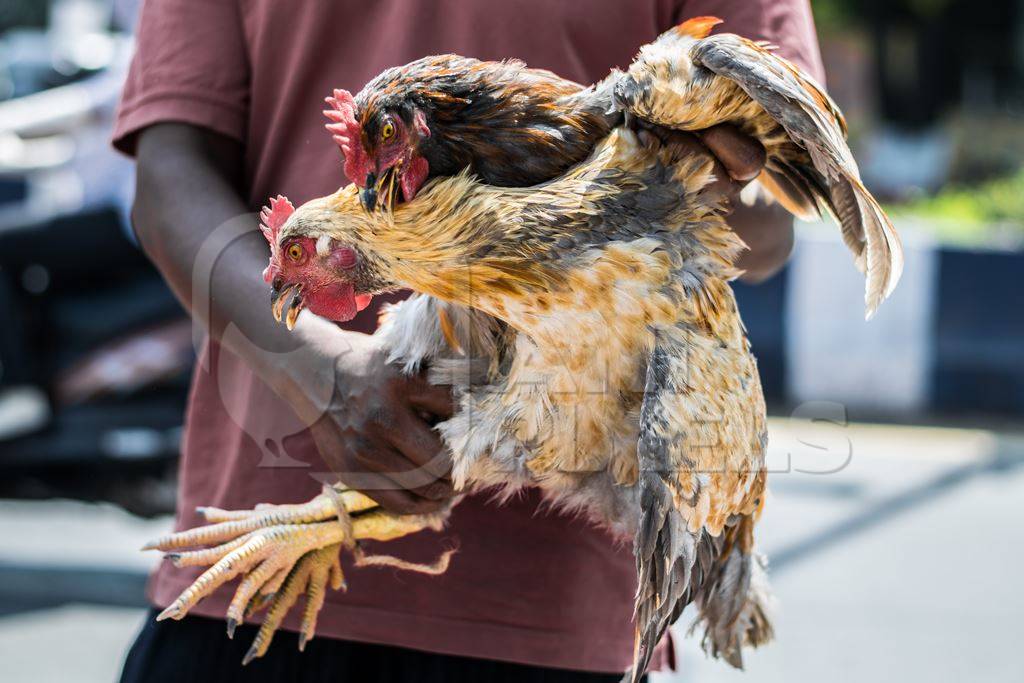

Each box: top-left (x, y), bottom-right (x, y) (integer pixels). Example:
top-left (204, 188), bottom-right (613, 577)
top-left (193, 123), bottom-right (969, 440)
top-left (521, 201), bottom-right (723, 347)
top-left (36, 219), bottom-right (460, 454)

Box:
top-left (115, 1), bottom-right (823, 681)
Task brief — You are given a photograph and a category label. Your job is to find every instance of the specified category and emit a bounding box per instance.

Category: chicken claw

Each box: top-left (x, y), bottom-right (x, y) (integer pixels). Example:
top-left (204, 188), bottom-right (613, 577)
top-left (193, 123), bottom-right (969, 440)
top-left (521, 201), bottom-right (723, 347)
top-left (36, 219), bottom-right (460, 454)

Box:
top-left (143, 486), bottom-right (453, 663)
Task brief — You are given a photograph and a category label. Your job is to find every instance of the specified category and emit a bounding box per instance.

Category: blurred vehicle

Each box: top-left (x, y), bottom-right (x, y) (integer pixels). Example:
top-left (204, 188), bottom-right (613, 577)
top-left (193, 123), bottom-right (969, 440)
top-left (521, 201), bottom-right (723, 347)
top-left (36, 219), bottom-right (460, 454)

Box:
top-left (0, 0), bottom-right (185, 517)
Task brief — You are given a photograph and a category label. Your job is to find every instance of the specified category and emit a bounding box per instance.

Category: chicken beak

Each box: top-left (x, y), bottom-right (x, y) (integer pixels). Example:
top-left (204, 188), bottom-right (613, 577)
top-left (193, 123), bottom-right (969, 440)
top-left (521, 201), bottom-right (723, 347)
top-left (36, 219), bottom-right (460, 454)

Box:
top-left (373, 164), bottom-right (400, 213)
top-left (285, 292), bottom-right (304, 330)
top-left (270, 283), bottom-right (301, 324)
top-left (359, 165), bottom-right (401, 213)
top-left (360, 173), bottom-right (378, 211)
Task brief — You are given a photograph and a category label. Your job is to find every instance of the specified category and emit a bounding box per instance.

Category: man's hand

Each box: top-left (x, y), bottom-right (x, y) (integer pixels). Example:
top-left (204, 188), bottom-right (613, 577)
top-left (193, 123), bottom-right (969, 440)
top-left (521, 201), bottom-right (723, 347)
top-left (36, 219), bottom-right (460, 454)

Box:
top-left (295, 329), bottom-right (455, 514)
top-left (696, 123), bottom-right (767, 195)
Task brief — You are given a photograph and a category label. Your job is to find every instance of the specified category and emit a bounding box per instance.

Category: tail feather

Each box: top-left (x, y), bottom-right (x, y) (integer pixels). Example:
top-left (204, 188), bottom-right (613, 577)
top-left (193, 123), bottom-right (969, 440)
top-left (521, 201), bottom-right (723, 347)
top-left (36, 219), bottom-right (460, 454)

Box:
top-left (626, 511), bottom-right (776, 682)
top-left (690, 517), bottom-right (775, 669)
top-left (848, 175), bottom-right (903, 316)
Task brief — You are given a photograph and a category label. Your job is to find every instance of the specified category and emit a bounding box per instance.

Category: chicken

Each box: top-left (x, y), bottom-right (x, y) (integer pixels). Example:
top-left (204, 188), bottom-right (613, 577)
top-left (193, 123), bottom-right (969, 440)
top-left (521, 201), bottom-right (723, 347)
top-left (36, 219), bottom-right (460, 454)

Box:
top-left (143, 17), bottom-right (903, 680)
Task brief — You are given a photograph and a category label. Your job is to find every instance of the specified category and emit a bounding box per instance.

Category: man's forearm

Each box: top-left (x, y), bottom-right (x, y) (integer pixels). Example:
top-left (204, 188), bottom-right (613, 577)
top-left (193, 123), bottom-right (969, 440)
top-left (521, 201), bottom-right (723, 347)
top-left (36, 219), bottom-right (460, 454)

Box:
top-left (730, 201), bottom-right (795, 283)
top-left (134, 124), bottom-right (249, 317)
top-left (132, 124), bottom-right (353, 408)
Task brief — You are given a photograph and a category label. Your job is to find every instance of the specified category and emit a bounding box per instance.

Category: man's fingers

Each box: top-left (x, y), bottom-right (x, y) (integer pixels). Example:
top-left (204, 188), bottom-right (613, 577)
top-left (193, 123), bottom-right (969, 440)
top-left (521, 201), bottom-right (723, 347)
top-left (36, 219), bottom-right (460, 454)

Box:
top-left (384, 409), bottom-right (453, 482)
top-left (698, 124), bottom-right (766, 182)
top-left (703, 157), bottom-right (742, 206)
top-left (647, 128), bottom-right (744, 206)
top-left (336, 443), bottom-right (453, 510)
top-left (405, 377), bottom-right (455, 420)
top-left (310, 424), bottom-right (441, 497)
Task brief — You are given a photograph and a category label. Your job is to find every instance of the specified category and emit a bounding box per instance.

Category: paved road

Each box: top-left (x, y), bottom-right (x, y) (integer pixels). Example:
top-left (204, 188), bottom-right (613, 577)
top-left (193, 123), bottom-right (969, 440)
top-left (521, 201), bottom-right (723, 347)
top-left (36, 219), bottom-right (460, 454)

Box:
top-left (0, 418), bottom-right (1021, 682)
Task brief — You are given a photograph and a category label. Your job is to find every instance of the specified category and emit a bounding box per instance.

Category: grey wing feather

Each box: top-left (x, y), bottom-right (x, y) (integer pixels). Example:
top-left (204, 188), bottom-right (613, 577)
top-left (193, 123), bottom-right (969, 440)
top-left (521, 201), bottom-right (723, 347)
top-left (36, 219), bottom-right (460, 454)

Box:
top-left (628, 336), bottom-right (702, 683)
top-left (693, 34), bottom-right (903, 317)
top-left (629, 333), bottom-right (776, 680)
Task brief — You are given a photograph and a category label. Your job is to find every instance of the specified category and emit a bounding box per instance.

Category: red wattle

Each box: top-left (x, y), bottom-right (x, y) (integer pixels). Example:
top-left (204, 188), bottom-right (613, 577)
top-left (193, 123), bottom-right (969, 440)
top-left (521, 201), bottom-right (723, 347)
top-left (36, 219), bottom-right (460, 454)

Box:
top-left (400, 155), bottom-right (430, 201)
top-left (303, 283), bottom-right (369, 323)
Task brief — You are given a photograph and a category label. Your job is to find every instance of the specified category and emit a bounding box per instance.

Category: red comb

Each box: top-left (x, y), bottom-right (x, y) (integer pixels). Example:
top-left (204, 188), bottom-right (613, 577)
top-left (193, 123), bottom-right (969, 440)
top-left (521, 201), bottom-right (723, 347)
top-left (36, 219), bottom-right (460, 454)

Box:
top-left (259, 195), bottom-right (294, 283)
top-left (324, 89), bottom-right (371, 187)
top-left (259, 195), bottom-right (295, 244)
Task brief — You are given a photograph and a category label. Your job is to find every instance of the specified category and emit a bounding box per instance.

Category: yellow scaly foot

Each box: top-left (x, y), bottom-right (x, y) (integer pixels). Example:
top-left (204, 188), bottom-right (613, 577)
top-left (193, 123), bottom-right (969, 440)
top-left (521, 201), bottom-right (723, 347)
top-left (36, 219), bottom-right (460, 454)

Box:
top-left (142, 486), bottom-right (452, 663)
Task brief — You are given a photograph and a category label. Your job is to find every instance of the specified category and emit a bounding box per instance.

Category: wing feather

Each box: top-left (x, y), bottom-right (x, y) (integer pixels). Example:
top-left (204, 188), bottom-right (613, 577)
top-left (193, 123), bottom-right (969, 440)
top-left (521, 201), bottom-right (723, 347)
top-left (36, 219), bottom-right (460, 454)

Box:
top-left (691, 35), bottom-right (902, 316)
top-left (756, 165), bottom-right (821, 221)
top-left (612, 27), bottom-right (902, 316)
top-left (631, 337), bottom-right (700, 682)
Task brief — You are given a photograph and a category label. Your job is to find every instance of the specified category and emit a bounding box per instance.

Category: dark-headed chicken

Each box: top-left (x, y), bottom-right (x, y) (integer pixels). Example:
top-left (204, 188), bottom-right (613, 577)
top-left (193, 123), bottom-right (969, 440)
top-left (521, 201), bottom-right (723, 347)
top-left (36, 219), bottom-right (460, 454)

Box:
top-left (144, 18), bottom-right (903, 681)
top-left (326, 51), bottom-right (615, 210)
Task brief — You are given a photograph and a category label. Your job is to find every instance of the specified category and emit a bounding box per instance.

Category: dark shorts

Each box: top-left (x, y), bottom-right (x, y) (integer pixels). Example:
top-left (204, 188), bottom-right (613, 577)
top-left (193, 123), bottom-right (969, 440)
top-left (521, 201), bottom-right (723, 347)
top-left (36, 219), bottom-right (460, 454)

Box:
top-left (120, 609), bottom-right (642, 683)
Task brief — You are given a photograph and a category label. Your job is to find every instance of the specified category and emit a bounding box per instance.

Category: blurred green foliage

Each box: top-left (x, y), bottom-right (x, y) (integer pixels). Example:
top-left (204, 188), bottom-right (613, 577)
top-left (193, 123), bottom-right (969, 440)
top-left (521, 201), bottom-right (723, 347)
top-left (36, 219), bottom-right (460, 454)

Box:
top-left (900, 171), bottom-right (1024, 224)
top-left (812, 0), bottom-right (860, 33)
top-left (890, 169), bottom-right (1024, 244)
top-left (812, 0), bottom-right (957, 32)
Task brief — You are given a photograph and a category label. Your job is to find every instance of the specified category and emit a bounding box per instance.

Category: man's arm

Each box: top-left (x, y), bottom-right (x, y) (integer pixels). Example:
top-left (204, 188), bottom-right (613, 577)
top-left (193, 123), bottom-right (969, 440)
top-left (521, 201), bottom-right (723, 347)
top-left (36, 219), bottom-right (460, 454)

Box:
top-left (133, 123), bottom-right (454, 513)
top-left (729, 202), bottom-right (794, 282)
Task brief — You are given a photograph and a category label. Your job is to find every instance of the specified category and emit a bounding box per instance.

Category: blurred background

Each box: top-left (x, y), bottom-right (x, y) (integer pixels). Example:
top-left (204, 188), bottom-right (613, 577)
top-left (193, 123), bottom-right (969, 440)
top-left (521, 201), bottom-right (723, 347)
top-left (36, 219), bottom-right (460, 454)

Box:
top-left (0, 1), bottom-right (1020, 681)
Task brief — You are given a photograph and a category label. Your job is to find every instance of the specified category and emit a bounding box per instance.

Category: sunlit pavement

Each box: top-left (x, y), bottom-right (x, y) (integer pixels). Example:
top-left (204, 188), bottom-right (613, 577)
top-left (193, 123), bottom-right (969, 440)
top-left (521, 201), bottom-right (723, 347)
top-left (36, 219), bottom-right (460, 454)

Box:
top-left (0, 418), bottom-right (1021, 683)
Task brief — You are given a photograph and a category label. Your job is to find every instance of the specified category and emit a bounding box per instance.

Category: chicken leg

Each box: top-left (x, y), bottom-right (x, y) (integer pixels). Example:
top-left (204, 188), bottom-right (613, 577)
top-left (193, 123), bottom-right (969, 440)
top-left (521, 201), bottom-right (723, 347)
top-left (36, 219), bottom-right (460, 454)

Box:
top-left (143, 486), bottom-right (452, 663)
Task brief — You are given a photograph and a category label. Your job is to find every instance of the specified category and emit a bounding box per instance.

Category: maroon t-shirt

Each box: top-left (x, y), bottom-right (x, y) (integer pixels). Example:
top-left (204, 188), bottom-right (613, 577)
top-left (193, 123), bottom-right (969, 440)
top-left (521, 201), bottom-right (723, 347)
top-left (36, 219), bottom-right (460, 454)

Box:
top-left (114, 0), bottom-right (822, 673)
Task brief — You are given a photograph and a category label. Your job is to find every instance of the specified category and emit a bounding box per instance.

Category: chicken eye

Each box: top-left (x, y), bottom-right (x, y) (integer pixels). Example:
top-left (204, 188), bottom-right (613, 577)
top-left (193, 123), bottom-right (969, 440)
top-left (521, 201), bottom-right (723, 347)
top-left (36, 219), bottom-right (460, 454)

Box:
top-left (381, 120), bottom-right (395, 140)
top-left (286, 243), bottom-right (304, 262)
